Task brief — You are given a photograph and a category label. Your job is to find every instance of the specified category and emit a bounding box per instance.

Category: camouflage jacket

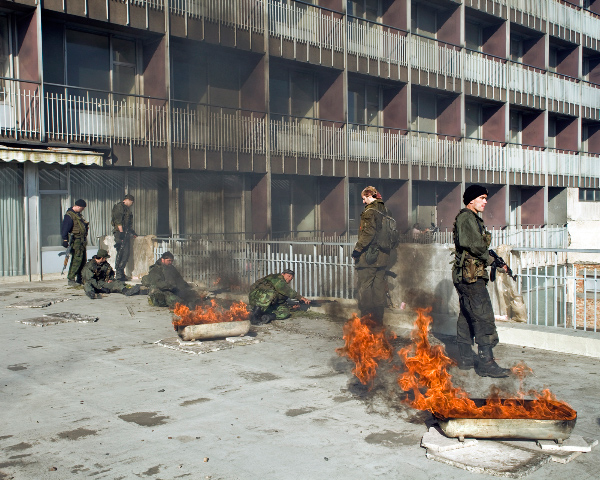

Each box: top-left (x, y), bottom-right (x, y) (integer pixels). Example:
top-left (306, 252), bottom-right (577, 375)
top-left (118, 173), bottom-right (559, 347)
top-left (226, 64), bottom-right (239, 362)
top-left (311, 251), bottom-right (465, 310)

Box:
top-left (452, 208), bottom-right (493, 283)
top-left (249, 273), bottom-right (301, 301)
top-left (111, 202), bottom-right (136, 235)
top-left (354, 199), bottom-right (390, 268)
top-left (82, 258), bottom-right (115, 284)
top-left (142, 260), bottom-right (190, 294)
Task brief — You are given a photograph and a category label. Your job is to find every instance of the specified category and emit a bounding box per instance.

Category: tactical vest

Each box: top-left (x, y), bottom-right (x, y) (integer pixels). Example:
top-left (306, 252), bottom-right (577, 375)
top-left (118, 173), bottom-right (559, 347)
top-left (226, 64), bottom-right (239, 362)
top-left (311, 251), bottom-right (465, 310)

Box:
top-left (452, 209), bottom-right (491, 283)
top-left (66, 210), bottom-right (89, 240)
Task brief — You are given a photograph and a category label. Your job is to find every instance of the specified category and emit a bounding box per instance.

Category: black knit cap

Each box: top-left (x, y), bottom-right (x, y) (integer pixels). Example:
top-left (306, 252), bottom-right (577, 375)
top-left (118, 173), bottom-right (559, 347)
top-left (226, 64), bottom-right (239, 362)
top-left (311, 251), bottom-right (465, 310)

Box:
top-left (161, 251), bottom-right (174, 260)
top-left (463, 185), bottom-right (488, 205)
top-left (282, 269), bottom-right (295, 276)
top-left (124, 194), bottom-right (135, 201)
top-left (74, 199), bottom-right (87, 208)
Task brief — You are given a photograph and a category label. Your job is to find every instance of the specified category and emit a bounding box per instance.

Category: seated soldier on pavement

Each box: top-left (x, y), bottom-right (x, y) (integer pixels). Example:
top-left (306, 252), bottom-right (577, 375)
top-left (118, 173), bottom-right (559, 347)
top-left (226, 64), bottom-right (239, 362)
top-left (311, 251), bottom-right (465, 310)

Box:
top-left (248, 269), bottom-right (311, 325)
top-left (142, 251), bottom-right (203, 309)
top-left (81, 249), bottom-right (142, 300)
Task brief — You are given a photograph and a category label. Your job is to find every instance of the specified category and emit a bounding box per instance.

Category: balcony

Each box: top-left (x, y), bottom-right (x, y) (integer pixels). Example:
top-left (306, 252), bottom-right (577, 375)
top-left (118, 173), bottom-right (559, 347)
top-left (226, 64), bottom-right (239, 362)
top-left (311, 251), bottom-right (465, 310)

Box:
top-left (464, 50), bottom-right (506, 90)
top-left (410, 36), bottom-right (461, 79)
top-left (347, 19), bottom-right (407, 68)
top-left (0, 81), bottom-right (41, 141)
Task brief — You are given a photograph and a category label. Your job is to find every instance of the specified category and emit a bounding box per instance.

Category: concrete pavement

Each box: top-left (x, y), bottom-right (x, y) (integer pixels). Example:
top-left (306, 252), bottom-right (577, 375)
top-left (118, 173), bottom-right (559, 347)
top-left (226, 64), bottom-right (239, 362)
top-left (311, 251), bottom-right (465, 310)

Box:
top-left (1, 280), bottom-right (599, 479)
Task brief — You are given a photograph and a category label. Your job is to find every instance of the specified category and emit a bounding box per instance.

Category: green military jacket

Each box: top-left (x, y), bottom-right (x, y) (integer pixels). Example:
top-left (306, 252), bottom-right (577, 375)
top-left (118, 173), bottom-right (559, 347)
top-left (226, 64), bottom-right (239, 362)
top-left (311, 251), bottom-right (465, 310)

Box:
top-left (142, 259), bottom-right (190, 294)
top-left (354, 199), bottom-right (391, 268)
top-left (111, 202), bottom-right (135, 235)
top-left (249, 273), bottom-right (301, 302)
top-left (66, 210), bottom-right (89, 240)
top-left (452, 208), bottom-right (493, 284)
top-left (82, 257), bottom-right (115, 284)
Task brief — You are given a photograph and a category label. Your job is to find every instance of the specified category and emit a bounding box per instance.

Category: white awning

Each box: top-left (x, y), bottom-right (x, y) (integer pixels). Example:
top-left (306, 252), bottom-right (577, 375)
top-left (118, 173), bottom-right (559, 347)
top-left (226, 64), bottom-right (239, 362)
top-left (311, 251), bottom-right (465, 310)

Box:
top-left (0, 145), bottom-right (104, 166)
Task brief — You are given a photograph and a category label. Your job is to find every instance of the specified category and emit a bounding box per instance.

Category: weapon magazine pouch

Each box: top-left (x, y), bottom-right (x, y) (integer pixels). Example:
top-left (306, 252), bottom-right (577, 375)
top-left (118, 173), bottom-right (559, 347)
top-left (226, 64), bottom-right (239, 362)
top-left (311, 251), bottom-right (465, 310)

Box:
top-left (462, 257), bottom-right (483, 283)
top-left (365, 245), bottom-right (379, 265)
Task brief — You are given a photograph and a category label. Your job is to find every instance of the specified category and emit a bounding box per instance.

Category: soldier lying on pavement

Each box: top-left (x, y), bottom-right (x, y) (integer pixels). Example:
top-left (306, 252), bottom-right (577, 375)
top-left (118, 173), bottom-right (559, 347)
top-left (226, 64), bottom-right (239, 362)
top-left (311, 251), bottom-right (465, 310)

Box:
top-left (248, 269), bottom-right (311, 325)
top-left (81, 249), bottom-right (142, 300)
top-left (141, 251), bottom-right (204, 309)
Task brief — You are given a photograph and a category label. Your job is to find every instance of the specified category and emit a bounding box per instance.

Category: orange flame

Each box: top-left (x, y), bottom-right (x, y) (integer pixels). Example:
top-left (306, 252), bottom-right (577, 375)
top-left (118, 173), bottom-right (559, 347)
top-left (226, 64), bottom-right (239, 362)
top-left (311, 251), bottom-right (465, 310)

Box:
top-left (397, 308), bottom-right (576, 420)
top-left (172, 299), bottom-right (249, 330)
top-left (336, 314), bottom-right (394, 386)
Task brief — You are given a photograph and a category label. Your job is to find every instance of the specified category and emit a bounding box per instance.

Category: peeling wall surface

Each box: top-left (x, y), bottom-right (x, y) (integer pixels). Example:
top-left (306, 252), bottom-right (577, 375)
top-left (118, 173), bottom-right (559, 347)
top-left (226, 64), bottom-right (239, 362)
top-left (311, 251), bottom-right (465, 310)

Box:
top-left (566, 188), bottom-right (600, 263)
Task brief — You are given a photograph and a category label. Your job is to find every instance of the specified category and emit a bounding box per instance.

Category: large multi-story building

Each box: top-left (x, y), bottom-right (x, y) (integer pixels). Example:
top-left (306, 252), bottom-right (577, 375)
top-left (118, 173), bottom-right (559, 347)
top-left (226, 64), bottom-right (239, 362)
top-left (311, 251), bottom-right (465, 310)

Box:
top-left (1, 0), bottom-right (599, 279)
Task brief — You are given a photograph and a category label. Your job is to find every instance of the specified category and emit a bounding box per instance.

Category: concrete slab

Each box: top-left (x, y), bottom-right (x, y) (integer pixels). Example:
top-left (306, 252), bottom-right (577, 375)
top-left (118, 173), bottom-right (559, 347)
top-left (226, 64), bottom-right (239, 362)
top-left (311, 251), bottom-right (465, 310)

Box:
top-left (18, 312), bottom-right (98, 326)
top-left (155, 335), bottom-right (261, 354)
top-left (8, 297), bottom-right (71, 308)
top-left (421, 426), bottom-right (478, 452)
top-left (426, 441), bottom-right (551, 477)
top-left (538, 435), bottom-right (598, 452)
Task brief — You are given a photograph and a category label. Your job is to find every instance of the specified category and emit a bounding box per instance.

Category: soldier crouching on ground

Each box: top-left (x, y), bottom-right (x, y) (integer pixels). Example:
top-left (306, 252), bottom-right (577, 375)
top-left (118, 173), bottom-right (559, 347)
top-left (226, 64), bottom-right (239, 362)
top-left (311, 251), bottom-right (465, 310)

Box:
top-left (142, 251), bottom-right (204, 309)
top-left (248, 269), bottom-right (311, 325)
top-left (81, 249), bottom-right (142, 299)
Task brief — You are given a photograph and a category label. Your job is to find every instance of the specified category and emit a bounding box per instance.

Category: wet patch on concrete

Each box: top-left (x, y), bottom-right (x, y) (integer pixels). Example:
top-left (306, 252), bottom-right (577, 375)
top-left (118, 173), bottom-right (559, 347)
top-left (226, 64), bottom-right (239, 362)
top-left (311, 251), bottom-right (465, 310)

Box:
top-left (332, 395), bottom-right (353, 403)
top-left (304, 371), bottom-right (341, 379)
top-left (6, 442), bottom-right (32, 451)
top-left (19, 287), bottom-right (58, 293)
top-left (18, 312), bottom-right (98, 326)
top-left (365, 430), bottom-right (420, 447)
top-left (239, 371), bottom-right (280, 382)
top-left (70, 464), bottom-right (89, 474)
top-left (0, 436), bottom-right (12, 441)
top-left (7, 364), bottom-right (28, 371)
top-left (104, 347), bottom-right (122, 353)
top-left (141, 465), bottom-right (162, 476)
top-left (8, 454), bottom-right (31, 460)
top-left (155, 336), bottom-right (261, 355)
top-left (0, 291), bottom-right (13, 297)
top-left (57, 428), bottom-right (98, 441)
top-left (118, 412), bottom-right (169, 427)
top-left (180, 398), bottom-right (211, 407)
top-left (9, 298), bottom-right (71, 308)
top-left (285, 407), bottom-right (316, 417)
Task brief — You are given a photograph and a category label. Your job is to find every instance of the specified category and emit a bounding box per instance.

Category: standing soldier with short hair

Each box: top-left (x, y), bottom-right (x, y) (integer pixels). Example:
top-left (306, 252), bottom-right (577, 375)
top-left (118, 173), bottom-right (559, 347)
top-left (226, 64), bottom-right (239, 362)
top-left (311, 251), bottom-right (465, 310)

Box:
top-left (111, 194), bottom-right (137, 281)
top-left (61, 199), bottom-right (89, 286)
top-left (452, 184), bottom-right (510, 378)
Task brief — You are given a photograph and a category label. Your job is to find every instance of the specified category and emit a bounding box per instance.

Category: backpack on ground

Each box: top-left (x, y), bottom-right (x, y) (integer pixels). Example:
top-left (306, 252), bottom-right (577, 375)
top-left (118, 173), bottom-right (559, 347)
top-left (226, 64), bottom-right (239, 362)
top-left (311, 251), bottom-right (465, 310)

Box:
top-left (374, 208), bottom-right (400, 251)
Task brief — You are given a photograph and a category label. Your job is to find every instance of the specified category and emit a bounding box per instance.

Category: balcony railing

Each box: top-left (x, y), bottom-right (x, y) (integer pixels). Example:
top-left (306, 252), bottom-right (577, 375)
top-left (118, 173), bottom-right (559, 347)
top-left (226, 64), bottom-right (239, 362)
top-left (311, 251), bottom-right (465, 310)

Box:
top-left (410, 36), bottom-right (461, 78)
top-left (347, 18), bottom-right (408, 66)
top-left (0, 81), bottom-right (41, 141)
top-left (464, 51), bottom-right (506, 89)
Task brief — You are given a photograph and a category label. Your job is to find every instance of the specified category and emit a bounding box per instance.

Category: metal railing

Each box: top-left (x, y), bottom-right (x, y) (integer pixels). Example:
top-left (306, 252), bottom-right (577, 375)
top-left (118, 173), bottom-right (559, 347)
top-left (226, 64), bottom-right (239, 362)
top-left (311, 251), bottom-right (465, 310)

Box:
top-left (509, 248), bottom-right (600, 332)
top-left (0, 81), bottom-right (41, 140)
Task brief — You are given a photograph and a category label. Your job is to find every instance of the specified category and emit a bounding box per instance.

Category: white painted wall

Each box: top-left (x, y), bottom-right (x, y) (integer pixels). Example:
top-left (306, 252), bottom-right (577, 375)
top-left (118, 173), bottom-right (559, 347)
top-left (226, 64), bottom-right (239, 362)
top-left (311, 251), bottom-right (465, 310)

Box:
top-left (566, 188), bottom-right (600, 263)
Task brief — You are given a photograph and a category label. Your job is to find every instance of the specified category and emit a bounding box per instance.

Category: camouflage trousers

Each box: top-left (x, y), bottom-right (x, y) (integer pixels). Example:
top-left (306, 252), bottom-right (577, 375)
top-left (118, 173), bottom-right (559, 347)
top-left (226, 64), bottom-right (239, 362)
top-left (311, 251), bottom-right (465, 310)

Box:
top-left (84, 279), bottom-right (127, 296)
top-left (356, 266), bottom-right (387, 322)
top-left (148, 289), bottom-right (200, 309)
top-left (248, 288), bottom-right (291, 320)
top-left (454, 278), bottom-right (499, 348)
top-left (68, 238), bottom-right (87, 282)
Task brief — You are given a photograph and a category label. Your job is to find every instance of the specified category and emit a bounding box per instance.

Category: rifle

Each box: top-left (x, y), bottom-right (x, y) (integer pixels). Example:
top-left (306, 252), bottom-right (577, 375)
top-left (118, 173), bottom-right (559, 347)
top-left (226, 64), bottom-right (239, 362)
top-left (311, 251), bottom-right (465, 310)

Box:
top-left (489, 249), bottom-right (517, 282)
top-left (58, 234), bottom-right (74, 275)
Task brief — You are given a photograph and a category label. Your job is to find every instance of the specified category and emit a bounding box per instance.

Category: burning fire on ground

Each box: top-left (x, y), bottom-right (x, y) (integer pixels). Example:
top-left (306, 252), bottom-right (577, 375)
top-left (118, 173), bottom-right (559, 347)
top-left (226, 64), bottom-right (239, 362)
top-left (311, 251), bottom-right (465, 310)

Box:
top-left (338, 308), bottom-right (576, 421)
top-left (172, 299), bottom-right (249, 330)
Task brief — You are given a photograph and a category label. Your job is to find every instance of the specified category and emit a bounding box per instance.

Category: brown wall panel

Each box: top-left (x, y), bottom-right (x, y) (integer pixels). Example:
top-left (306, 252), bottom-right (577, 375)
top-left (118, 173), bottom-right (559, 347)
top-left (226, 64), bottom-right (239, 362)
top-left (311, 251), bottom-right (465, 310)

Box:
top-left (151, 146), bottom-right (168, 168)
top-left (187, 18), bottom-right (204, 41)
top-left (382, 0), bottom-right (407, 31)
top-left (523, 36), bottom-right (545, 69)
top-left (251, 174), bottom-right (269, 236)
top-left (483, 22), bottom-right (507, 58)
top-left (319, 0), bottom-right (342, 11)
top-left (520, 187), bottom-right (544, 225)
top-left (132, 145), bottom-right (151, 168)
top-left (319, 177), bottom-right (346, 234)
top-left (112, 144), bottom-right (131, 167)
top-left (109, 2), bottom-right (127, 26)
top-left (222, 153), bottom-right (238, 172)
top-left (173, 149), bottom-right (189, 169)
top-left (386, 180), bottom-right (408, 232)
top-left (522, 111), bottom-right (545, 147)
top-left (189, 151), bottom-right (206, 170)
top-left (556, 117), bottom-right (578, 151)
top-left (241, 57), bottom-right (265, 111)
top-left (558, 46), bottom-right (579, 78)
top-left (383, 84), bottom-right (407, 130)
top-left (206, 151), bottom-right (221, 170)
top-left (171, 14), bottom-right (186, 38)
top-left (148, 9), bottom-right (165, 33)
top-left (482, 103), bottom-right (505, 142)
top-left (66, 0), bottom-right (86, 17)
top-left (17, 12), bottom-right (38, 82)
top-left (88, 0), bottom-right (107, 22)
top-left (43, 0), bottom-right (64, 12)
top-left (437, 183), bottom-right (461, 230)
top-left (319, 73), bottom-right (344, 122)
top-left (143, 38), bottom-right (166, 99)
top-left (437, 95), bottom-right (461, 137)
top-left (586, 123), bottom-right (600, 154)
top-left (438, 7), bottom-right (460, 46)
top-left (483, 185), bottom-right (506, 227)
top-left (129, 5), bottom-right (147, 30)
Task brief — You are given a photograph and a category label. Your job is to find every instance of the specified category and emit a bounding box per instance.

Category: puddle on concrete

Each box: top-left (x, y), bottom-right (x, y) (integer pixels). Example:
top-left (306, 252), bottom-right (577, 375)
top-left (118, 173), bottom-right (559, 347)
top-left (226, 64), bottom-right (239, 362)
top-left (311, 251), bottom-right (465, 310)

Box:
top-left (285, 407), bottom-right (316, 417)
top-left (118, 412), bottom-right (169, 427)
top-left (365, 430), bottom-right (421, 447)
top-left (141, 465), bottom-right (162, 476)
top-left (57, 428), bottom-right (98, 441)
top-left (239, 371), bottom-right (280, 382)
top-left (180, 398), bottom-right (211, 407)
top-left (18, 312), bottom-right (98, 326)
top-left (6, 442), bottom-right (32, 451)
top-left (7, 364), bottom-right (28, 371)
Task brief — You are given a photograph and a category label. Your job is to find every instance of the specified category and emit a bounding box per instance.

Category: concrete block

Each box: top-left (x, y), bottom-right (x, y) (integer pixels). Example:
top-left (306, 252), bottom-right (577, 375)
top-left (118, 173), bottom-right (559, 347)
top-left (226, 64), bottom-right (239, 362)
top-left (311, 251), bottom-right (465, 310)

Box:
top-left (155, 336), bottom-right (261, 355)
top-left (549, 451), bottom-right (583, 464)
top-left (537, 435), bottom-right (597, 452)
top-left (17, 312), bottom-right (97, 326)
top-left (9, 297), bottom-right (70, 308)
top-left (421, 427), bottom-right (478, 452)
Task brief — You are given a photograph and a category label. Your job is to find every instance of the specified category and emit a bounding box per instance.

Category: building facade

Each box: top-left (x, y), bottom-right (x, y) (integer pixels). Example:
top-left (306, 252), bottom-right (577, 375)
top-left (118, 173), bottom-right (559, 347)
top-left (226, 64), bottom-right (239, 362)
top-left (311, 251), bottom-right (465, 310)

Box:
top-left (1, 0), bottom-right (599, 278)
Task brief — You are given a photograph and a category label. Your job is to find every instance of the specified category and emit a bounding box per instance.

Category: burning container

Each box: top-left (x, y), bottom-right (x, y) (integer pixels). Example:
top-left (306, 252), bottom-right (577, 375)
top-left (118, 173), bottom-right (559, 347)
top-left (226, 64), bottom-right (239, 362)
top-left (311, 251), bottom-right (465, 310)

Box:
top-left (173, 300), bottom-right (250, 341)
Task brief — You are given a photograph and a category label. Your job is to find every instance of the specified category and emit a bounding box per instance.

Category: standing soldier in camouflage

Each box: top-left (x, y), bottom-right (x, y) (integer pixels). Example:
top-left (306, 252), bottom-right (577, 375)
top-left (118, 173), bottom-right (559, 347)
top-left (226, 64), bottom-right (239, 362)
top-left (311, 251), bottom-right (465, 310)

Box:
top-left (81, 249), bottom-right (141, 299)
top-left (111, 194), bottom-right (137, 281)
top-left (61, 199), bottom-right (89, 286)
top-left (142, 251), bottom-right (203, 309)
top-left (351, 186), bottom-right (391, 325)
top-left (452, 184), bottom-right (510, 378)
top-left (248, 269), bottom-right (310, 325)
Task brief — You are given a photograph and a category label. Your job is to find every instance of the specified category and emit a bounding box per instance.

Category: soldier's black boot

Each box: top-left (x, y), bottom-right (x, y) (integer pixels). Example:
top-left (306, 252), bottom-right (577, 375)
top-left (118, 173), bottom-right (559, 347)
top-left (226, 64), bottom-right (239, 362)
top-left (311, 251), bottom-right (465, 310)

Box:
top-left (457, 343), bottom-right (475, 370)
top-left (475, 346), bottom-right (510, 378)
top-left (259, 313), bottom-right (277, 325)
top-left (86, 290), bottom-right (99, 300)
top-left (123, 284), bottom-right (141, 296)
top-left (249, 306), bottom-right (263, 325)
top-left (115, 269), bottom-right (128, 281)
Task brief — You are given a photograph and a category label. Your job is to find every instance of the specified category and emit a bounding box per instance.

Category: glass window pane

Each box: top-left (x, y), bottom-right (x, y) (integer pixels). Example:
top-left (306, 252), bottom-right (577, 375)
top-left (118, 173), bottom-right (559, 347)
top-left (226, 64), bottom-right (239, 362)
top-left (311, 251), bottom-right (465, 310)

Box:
top-left (39, 166), bottom-right (68, 191)
top-left (465, 103), bottom-right (480, 139)
top-left (43, 22), bottom-right (65, 85)
top-left (291, 71), bottom-right (314, 118)
top-left (113, 38), bottom-right (136, 65)
top-left (419, 94), bottom-right (436, 133)
top-left (348, 86), bottom-right (365, 124)
top-left (41, 194), bottom-right (68, 247)
top-left (66, 30), bottom-right (110, 91)
top-left (579, 188), bottom-right (585, 201)
top-left (586, 189), bottom-right (594, 201)
top-left (270, 69), bottom-right (289, 115)
top-left (465, 22), bottom-right (480, 51)
top-left (0, 16), bottom-right (10, 79)
top-left (114, 64), bottom-right (136, 95)
top-left (210, 62), bottom-right (238, 108)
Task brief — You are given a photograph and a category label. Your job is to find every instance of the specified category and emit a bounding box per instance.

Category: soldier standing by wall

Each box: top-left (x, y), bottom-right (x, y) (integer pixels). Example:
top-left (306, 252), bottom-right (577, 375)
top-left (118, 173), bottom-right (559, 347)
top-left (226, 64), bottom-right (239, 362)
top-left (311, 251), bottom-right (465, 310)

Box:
top-left (351, 186), bottom-right (391, 325)
top-left (61, 199), bottom-right (89, 286)
top-left (111, 194), bottom-right (137, 281)
top-left (452, 184), bottom-right (510, 378)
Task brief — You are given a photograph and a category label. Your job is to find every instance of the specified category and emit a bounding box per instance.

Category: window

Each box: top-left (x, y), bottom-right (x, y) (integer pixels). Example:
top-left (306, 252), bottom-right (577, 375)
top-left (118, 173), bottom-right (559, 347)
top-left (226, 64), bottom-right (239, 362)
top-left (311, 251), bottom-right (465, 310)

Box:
top-left (66, 30), bottom-right (110, 94)
top-left (269, 67), bottom-right (316, 120)
top-left (509, 110), bottom-right (522, 144)
top-left (579, 188), bottom-right (600, 202)
top-left (412, 2), bottom-right (437, 39)
top-left (411, 92), bottom-right (436, 133)
top-left (548, 116), bottom-right (557, 149)
top-left (348, 0), bottom-right (380, 21)
top-left (112, 38), bottom-right (137, 101)
top-left (39, 166), bottom-right (69, 248)
top-left (0, 16), bottom-right (11, 97)
top-left (549, 46), bottom-right (558, 73)
top-left (465, 102), bottom-right (481, 139)
top-left (465, 21), bottom-right (482, 52)
top-left (348, 82), bottom-right (380, 128)
top-left (510, 35), bottom-right (523, 63)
